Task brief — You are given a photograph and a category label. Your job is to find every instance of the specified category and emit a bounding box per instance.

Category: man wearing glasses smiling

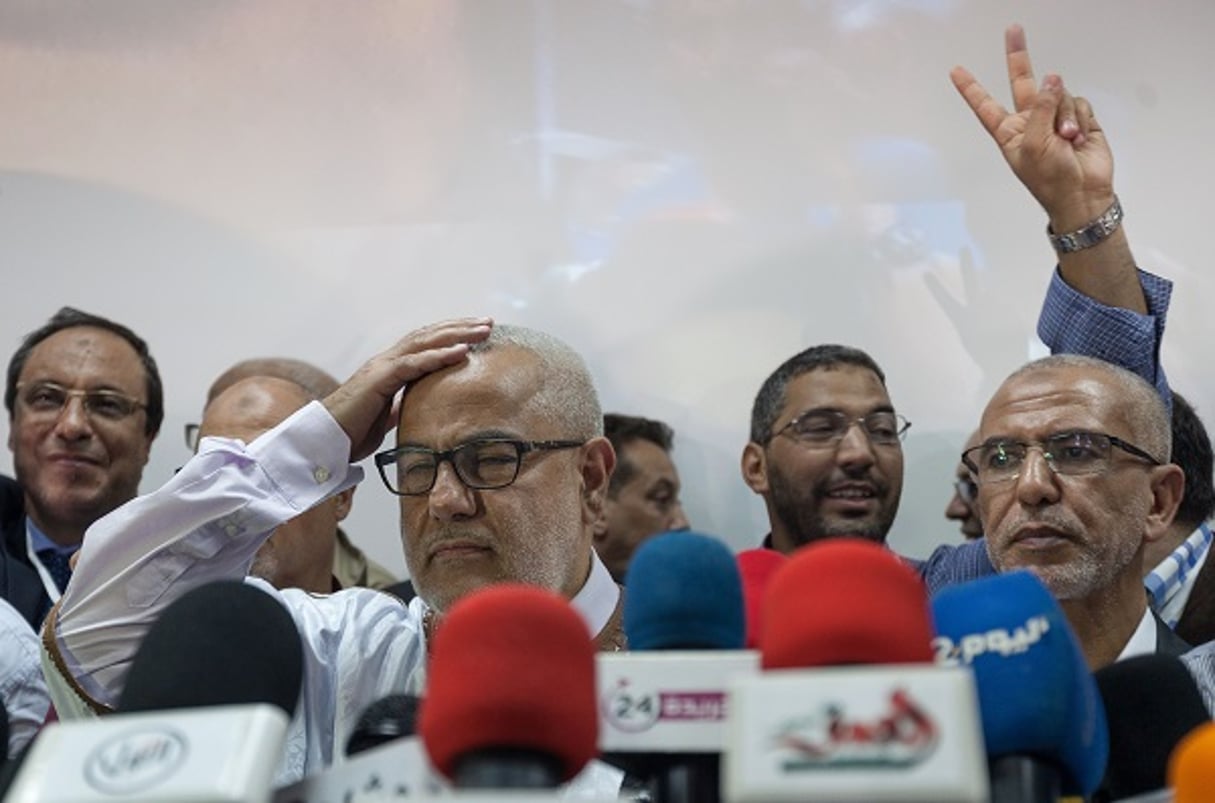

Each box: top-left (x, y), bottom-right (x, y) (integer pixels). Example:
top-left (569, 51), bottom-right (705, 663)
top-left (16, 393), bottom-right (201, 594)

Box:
top-left (742, 344), bottom-right (911, 557)
top-left (1, 307), bottom-right (161, 630)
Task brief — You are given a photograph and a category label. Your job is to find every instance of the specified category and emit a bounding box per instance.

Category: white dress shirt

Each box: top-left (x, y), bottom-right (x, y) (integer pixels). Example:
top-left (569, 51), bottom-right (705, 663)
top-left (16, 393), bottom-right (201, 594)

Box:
top-left (1114, 607), bottom-right (1158, 663)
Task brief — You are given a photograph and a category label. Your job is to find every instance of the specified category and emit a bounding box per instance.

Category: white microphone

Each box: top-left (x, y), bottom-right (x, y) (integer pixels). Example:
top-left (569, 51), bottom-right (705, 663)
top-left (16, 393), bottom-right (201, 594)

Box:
top-left (272, 735), bottom-right (442, 802)
top-left (722, 539), bottom-right (989, 803)
top-left (5, 704), bottom-right (288, 802)
top-left (337, 794), bottom-right (611, 802)
top-left (597, 651), bottom-right (759, 754)
top-left (725, 663), bottom-right (988, 803)
top-left (271, 735), bottom-right (622, 802)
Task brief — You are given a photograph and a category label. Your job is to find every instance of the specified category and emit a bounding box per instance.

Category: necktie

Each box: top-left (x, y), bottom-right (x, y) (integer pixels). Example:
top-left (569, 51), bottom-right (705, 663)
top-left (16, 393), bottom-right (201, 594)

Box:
top-left (36, 548), bottom-right (73, 593)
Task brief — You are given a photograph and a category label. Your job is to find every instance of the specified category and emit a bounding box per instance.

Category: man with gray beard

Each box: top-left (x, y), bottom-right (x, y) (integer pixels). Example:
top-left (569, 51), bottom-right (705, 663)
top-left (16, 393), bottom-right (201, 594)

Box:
top-left (964, 354), bottom-right (1190, 669)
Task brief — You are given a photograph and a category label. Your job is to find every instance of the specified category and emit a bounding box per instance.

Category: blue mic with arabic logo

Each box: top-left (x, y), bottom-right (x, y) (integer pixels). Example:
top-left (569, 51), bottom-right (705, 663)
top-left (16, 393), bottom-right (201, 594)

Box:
top-left (931, 570), bottom-right (1109, 801)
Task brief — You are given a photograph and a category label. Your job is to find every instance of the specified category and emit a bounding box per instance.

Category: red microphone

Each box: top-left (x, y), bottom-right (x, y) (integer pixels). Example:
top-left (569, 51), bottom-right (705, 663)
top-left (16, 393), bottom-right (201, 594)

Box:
top-left (760, 538), bottom-right (934, 669)
top-left (735, 548), bottom-right (787, 650)
top-left (418, 584), bottom-right (599, 789)
top-left (725, 539), bottom-right (988, 802)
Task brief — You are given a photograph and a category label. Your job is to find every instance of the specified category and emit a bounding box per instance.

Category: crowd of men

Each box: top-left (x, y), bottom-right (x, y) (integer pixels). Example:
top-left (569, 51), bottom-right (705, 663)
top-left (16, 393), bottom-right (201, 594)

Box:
top-left (2, 22), bottom-right (1214, 791)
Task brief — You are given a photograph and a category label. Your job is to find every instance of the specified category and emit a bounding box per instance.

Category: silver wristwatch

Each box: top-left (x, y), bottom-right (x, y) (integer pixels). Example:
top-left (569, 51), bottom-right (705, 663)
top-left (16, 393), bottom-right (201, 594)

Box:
top-left (1047, 196), bottom-right (1123, 254)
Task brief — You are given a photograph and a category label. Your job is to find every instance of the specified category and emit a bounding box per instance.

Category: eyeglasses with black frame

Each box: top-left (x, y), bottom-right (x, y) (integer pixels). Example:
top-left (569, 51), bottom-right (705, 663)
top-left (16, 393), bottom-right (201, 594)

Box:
top-left (374, 438), bottom-right (586, 496)
top-left (16, 381), bottom-right (146, 422)
top-left (961, 430), bottom-right (1163, 485)
top-left (771, 409), bottom-right (911, 447)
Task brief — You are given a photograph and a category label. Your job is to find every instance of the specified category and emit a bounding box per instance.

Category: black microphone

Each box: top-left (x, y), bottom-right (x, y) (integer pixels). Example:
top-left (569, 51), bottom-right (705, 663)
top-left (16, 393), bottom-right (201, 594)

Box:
top-left (1093, 653), bottom-right (1211, 801)
top-left (346, 694), bottom-right (422, 756)
top-left (5, 581), bottom-right (304, 800)
top-left (118, 579), bottom-right (303, 716)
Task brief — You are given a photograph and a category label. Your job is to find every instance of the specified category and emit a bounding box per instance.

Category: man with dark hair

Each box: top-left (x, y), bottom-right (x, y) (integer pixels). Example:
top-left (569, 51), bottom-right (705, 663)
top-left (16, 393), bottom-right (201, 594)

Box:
top-left (1145, 392), bottom-right (1215, 645)
top-left (742, 344), bottom-right (906, 555)
top-left (1, 307), bottom-right (162, 628)
top-left (594, 413), bottom-right (689, 582)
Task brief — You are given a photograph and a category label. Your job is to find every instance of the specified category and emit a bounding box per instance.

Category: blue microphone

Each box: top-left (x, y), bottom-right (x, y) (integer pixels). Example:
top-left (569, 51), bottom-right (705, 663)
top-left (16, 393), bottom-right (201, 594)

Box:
top-left (932, 571), bottom-right (1108, 801)
top-left (624, 530), bottom-right (744, 651)
top-left (613, 531), bottom-right (747, 803)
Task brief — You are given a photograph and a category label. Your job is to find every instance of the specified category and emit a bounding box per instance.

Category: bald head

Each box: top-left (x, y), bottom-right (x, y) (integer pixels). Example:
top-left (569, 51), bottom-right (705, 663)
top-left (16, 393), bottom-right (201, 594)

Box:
top-left (977, 353), bottom-right (1184, 650)
top-left (197, 374), bottom-right (352, 594)
top-left (995, 354), bottom-right (1170, 460)
top-left (206, 358), bottom-right (339, 406)
top-left (198, 376), bottom-right (314, 446)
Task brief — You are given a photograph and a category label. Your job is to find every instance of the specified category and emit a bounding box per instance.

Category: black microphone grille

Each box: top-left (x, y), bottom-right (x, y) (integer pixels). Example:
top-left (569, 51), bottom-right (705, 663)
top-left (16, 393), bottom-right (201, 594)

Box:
top-left (118, 580), bottom-right (304, 718)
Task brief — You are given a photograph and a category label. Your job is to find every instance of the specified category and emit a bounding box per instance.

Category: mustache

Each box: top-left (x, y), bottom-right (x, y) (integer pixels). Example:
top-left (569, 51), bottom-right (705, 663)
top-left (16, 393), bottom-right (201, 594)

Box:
top-left (813, 473), bottom-right (886, 496)
top-left (422, 531), bottom-right (496, 554)
top-left (1003, 511), bottom-right (1084, 541)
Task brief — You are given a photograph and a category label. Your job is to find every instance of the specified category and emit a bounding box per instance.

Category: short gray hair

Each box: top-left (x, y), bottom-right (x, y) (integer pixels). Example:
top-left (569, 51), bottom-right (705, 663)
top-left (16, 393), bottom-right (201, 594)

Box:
top-left (1004, 354), bottom-right (1170, 460)
top-left (473, 324), bottom-right (603, 439)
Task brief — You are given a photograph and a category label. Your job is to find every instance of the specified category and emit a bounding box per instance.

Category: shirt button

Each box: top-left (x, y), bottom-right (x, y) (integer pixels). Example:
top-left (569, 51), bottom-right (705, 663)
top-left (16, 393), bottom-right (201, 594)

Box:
top-left (313, 466), bottom-right (331, 484)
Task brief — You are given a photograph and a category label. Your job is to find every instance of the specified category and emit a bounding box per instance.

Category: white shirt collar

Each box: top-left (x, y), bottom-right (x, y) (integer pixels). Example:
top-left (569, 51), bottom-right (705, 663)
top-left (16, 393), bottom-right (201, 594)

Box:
top-left (570, 551), bottom-right (620, 637)
top-left (1116, 606), bottom-right (1158, 662)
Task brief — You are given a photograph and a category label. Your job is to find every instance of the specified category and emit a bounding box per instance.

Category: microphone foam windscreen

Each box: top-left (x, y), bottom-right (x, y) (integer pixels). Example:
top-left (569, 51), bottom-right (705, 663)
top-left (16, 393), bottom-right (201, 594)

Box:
top-left (1169, 721), bottom-right (1215, 803)
top-left (1094, 653), bottom-right (1210, 799)
top-left (625, 531), bottom-right (744, 650)
top-left (931, 570), bottom-right (1108, 796)
top-left (736, 548), bottom-right (786, 650)
top-left (418, 584), bottom-right (598, 783)
top-left (118, 580), bottom-right (303, 718)
top-left (761, 538), bottom-right (934, 669)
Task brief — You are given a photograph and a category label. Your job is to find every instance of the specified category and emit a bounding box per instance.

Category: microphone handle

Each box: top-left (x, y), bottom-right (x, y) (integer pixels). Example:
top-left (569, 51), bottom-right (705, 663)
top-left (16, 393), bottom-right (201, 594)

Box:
top-left (651, 753), bottom-right (720, 803)
top-left (452, 748), bottom-right (565, 789)
top-left (989, 754), bottom-right (1062, 803)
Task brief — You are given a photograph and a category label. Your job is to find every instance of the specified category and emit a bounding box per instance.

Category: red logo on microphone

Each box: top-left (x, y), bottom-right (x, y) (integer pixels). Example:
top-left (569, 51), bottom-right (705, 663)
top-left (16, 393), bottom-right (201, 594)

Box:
top-left (602, 679), bottom-right (728, 732)
top-left (774, 688), bottom-right (939, 770)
